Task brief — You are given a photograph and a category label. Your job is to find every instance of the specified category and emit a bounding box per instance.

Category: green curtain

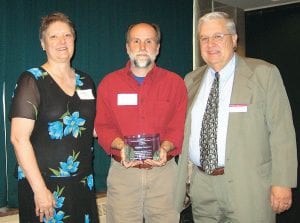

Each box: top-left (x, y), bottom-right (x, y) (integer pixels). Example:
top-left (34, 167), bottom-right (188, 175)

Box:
top-left (0, 0), bottom-right (193, 208)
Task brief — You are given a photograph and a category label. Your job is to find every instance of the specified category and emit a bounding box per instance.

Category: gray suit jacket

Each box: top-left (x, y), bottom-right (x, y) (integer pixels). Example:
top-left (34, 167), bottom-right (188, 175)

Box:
top-left (175, 55), bottom-right (297, 219)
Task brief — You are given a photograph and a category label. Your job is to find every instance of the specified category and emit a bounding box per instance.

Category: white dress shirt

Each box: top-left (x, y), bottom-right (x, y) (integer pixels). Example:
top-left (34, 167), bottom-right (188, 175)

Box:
top-left (189, 54), bottom-right (236, 167)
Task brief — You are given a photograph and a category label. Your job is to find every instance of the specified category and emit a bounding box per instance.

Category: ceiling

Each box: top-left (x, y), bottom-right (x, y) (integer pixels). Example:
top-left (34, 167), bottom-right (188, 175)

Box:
top-left (216, 0), bottom-right (300, 11)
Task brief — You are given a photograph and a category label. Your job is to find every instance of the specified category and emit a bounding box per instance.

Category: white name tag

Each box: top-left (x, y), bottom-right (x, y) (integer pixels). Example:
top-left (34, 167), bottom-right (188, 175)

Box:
top-left (229, 104), bottom-right (248, 113)
top-left (117, 93), bottom-right (138, 105)
top-left (76, 89), bottom-right (95, 100)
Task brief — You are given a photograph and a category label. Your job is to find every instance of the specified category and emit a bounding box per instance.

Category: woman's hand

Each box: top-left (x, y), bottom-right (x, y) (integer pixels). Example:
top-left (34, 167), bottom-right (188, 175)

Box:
top-left (34, 187), bottom-right (56, 222)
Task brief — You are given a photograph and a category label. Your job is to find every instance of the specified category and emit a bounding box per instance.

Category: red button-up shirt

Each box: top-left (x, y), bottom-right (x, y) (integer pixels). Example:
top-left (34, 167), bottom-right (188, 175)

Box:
top-left (95, 61), bottom-right (187, 157)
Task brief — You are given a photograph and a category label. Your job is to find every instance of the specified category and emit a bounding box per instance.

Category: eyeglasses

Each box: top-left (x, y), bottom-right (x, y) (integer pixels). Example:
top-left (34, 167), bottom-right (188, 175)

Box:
top-left (199, 33), bottom-right (232, 44)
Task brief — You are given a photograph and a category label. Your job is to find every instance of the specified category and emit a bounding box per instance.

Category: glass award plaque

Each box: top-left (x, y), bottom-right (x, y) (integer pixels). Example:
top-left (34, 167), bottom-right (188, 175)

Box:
top-left (124, 134), bottom-right (160, 160)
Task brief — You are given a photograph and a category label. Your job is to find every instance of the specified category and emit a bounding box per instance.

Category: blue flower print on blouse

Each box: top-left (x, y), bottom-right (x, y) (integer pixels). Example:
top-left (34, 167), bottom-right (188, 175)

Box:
top-left (53, 186), bottom-right (65, 209)
top-left (17, 166), bottom-right (25, 180)
top-left (60, 156), bottom-right (80, 175)
top-left (44, 210), bottom-right (66, 223)
top-left (81, 174), bottom-right (94, 191)
top-left (63, 111), bottom-right (86, 138)
top-left (48, 110), bottom-right (86, 140)
top-left (84, 214), bottom-right (90, 223)
top-left (49, 151), bottom-right (80, 177)
top-left (27, 68), bottom-right (48, 80)
top-left (87, 174), bottom-right (94, 190)
top-left (48, 121), bottom-right (64, 140)
top-left (75, 73), bottom-right (84, 88)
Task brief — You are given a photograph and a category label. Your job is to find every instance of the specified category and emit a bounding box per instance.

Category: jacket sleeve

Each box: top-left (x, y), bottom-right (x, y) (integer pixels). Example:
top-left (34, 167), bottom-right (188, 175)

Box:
top-left (265, 65), bottom-right (297, 187)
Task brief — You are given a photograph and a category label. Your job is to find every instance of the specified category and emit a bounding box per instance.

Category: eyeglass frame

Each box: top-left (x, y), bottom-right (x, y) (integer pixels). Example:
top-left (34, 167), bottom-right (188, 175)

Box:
top-left (199, 33), bottom-right (233, 44)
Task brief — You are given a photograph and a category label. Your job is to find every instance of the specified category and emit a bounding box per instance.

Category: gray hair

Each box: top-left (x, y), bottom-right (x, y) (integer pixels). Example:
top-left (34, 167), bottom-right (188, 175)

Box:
top-left (198, 11), bottom-right (236, 35)
top-left (126, 22), bottom-right (161, 43)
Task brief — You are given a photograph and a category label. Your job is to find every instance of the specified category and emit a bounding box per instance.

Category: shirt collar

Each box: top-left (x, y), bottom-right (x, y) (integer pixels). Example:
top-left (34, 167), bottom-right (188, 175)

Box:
top-left (125, 60), bottom-right (158, 80)
top-left (208, 53), bottom-right (236, 82)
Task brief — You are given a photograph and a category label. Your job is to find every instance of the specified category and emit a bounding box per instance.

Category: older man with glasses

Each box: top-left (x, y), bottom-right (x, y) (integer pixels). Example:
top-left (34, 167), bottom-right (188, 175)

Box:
top-left (175, 11), bottom-right (297, 223)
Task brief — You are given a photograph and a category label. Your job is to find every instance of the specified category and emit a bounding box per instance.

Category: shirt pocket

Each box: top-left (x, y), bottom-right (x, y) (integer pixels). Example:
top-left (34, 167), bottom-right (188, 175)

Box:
top-left (148, 100), bottom-right (173, 129)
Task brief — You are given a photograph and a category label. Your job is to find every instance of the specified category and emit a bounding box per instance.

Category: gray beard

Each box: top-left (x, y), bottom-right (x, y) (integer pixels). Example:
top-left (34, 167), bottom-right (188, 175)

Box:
top-left (133, 58), bottom-right (152, 68)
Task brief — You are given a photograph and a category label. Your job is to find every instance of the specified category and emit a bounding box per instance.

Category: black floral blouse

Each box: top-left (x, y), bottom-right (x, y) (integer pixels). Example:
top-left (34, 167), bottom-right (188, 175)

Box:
top-left (10, 67), bottom-right (99, 223)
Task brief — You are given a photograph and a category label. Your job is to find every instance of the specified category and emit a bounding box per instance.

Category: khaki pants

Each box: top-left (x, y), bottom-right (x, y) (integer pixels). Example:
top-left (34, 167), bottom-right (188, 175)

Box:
top-left (106, 158), bottom-right (179, 223)
top-left (190, 166), bottom-right (275, 223)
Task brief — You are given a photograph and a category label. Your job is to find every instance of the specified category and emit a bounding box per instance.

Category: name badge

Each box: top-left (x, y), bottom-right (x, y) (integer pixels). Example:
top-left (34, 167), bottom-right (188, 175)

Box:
top-left (117, 93), bottom-right (138, 105)
top-left (229, 104), bottom-right (247, 113)
top-left (76, 89), bottom-right (95, 100)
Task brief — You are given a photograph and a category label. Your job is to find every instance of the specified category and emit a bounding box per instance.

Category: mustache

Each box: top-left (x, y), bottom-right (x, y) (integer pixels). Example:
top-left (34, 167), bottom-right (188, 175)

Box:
top-left (136, 53), bottom-right (150, 56)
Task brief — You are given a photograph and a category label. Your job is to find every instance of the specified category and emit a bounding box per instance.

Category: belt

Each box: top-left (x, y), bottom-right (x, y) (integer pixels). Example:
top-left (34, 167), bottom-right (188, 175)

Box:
top-left (113, 155), bottom-right (173, 169)
top-left (197, 166), bottom-right (224, 176)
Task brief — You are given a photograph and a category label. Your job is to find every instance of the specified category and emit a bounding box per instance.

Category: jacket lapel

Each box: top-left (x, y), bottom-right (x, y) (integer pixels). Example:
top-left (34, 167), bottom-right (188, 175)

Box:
top-left (180, 67), bottom-right (207, 181)
top-left (225, 55), bottom-right (255, 159)
top-left (184, 66), bottom-right (207, 142)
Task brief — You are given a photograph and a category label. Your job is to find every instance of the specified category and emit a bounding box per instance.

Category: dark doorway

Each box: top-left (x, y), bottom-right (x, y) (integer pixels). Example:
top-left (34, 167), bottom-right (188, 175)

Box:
top-left (246, 3), bottom-right (300, 223)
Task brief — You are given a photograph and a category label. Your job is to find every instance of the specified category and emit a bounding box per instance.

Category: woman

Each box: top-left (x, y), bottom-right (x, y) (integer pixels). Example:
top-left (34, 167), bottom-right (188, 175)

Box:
top-left (10, 12), bottom-right (99, 223)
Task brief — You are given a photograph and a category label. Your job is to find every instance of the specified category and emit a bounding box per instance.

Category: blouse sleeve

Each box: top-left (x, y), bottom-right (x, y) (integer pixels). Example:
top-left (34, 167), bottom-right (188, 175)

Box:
top-left (10, 72), bottom-right (40, 120)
